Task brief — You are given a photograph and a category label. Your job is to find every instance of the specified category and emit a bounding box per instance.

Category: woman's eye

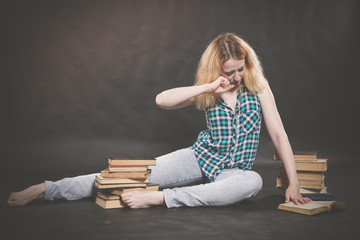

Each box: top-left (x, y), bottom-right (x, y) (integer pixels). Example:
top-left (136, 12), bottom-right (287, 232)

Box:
top-left (238, 67), bottom-right (244, 72)
top-left (226, 72), bottom-right (234, 76)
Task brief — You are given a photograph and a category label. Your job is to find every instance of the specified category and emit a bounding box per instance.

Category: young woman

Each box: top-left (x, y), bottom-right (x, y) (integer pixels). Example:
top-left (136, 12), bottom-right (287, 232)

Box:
top-left (8, 33), bottom-right (310, 208)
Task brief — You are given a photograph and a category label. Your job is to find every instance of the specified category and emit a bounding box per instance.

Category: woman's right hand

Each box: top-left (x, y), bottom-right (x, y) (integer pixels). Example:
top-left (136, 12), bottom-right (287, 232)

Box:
top-left (208, 76), bottom-right (234, 93)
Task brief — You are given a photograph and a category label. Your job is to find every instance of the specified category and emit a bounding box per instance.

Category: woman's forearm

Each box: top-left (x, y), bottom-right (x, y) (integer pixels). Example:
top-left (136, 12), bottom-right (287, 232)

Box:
top-left (272, 134), bottom-right (299, 186)
top-left (155, 84), bottom-right (211, 110)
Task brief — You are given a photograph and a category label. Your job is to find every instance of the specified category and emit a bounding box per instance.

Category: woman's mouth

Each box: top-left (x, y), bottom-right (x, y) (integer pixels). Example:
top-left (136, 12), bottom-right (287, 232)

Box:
top-left (230, 80), bottom-right (240, 85)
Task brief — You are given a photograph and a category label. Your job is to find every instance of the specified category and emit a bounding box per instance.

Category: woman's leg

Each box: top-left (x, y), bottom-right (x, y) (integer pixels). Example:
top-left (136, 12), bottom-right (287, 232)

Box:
top-left (149, 147), bottom-right (204, 189)
top-left (163, 168), bottom-right (263, 208)
top-left (8, 173), bottom-right (98, 206)
top-left (9, 147), bottom-right (202, 207)
top-left (123, 151), bottom-right (262, 208)
top-left (44, 173), bottom-right (98, 201)
top-left (121, 147), bottom-right (204, 208)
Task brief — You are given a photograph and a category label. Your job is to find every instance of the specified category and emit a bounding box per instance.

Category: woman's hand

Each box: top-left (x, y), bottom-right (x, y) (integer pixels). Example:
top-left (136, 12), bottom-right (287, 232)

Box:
top-left (285, 184), bottom-right (311, 205)
top-left (208, 76), bottom-right (234, 93)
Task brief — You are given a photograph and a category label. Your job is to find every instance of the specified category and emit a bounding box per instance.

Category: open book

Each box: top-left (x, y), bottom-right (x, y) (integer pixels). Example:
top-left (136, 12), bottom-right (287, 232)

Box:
top-left (278, 201), bottom-right (347, 215)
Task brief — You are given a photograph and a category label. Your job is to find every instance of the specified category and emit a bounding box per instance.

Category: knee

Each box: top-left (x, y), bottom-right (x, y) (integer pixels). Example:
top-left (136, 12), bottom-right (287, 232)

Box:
top-left (247, 171), bottom-right (263, 196)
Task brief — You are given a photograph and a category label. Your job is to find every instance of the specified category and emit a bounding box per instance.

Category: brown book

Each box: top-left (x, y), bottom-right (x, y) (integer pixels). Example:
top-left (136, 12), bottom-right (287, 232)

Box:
top-left (108, 165), bottom-right (149, 172)
top-left (97, 191), bottom-right (120, 200)
top-left (95, 175), bottom-right (149, 184)
top-left (300, 187), bottom-right (327, 194)
top-left (94, 181), bottom-right (147, 189)
top-left (276, 177), bottom-right (325, 189)
top-left (110, 184), bottom-right (159, 195)
top-left (100, 169), bottom-right (151, 179)
top-left (95, 192), bottom-right (125, 209)
top-left (295, 159), bottom-right (328, 172)
top-left (278, 201), bottom-right (347, 215)
top-left (279, 167), bottom-right (324, 181)
top-left (273, 152), bottom-right (317, 161)
top-left (296, 171), bottom-right (324, 180)
top-left (278, 167), bottom-right (325, 189)
top-left (108, 157), bottom-right (156, 166)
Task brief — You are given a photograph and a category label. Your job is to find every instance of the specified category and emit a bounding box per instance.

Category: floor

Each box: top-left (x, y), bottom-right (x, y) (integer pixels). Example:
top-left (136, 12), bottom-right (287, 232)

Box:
top-left (1, 144), bottom-right (359, 240)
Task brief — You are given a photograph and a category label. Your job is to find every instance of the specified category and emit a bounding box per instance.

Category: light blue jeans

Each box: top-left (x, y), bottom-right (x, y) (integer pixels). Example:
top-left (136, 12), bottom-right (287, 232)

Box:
top-left (45, 148), bottom-right (262, 208)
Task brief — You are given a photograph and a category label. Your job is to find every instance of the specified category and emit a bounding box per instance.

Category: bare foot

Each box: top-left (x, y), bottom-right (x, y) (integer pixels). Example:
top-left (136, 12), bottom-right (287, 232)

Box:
top-left (121, 191), bottom-right (164, 209)
top-left (8, 183), bottom-right (45, 207)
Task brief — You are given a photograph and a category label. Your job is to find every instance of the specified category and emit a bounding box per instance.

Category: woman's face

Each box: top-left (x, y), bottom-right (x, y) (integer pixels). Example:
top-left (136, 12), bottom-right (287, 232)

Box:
top-left (221, 58), bottom-right (245, 86)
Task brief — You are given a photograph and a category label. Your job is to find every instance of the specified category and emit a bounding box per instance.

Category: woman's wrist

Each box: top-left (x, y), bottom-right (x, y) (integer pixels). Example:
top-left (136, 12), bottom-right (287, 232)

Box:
top-left (288, 180), bottom-right (299, 188)
top-left (202, 83), bottom-right (213, 93)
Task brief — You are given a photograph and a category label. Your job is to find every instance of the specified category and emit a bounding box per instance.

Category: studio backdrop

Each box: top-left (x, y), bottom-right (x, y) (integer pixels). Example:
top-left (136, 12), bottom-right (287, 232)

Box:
top-left (2, 0), bottom-right (359, 173)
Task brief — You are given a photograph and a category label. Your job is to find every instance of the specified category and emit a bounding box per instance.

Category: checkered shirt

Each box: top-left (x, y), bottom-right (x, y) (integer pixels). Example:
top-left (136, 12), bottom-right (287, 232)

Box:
top-left (192, 88), bottom-right (262, 181)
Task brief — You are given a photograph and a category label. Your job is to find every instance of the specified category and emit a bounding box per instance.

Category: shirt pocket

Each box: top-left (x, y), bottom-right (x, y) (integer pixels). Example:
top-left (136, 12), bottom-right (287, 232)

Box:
top-left (239, 111), bottom-right (260, 134)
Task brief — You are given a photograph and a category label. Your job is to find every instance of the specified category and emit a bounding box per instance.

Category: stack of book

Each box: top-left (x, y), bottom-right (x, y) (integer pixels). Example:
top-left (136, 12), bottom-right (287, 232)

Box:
top-left (95, 157), bottom-right (159, 209)
top-left (274, 152), bottom-right (332, 200)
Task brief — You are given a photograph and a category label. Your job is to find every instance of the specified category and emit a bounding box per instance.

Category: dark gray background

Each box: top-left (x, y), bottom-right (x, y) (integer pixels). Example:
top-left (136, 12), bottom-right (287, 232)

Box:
top-left (2, 0), bottom-right (359, 176)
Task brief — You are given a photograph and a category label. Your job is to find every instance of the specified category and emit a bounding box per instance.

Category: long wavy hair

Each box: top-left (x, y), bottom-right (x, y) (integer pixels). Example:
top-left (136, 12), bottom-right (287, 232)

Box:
top-left (194, 33), bottom-right (267, 110)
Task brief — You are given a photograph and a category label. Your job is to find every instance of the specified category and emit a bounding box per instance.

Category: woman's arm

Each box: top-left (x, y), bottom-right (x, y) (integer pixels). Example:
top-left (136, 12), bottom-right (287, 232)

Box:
top-left (258, 82), bottom-right (310, 204)
top-left (155, 76), bottom-right (233, 110)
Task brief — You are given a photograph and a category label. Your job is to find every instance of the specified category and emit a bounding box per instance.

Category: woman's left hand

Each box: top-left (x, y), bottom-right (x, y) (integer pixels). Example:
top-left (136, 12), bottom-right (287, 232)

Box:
top-left (285, 184), bottom-right (311, 204)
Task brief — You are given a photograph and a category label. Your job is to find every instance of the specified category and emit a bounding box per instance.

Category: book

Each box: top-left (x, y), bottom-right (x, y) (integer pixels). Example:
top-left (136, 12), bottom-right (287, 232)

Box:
top-left (100, 169), bottom-right (151, 179)
top-left (301, 193), bottom-right (333, 201)
top-left (110, 183), bottom-right (159, 195)
top-left (94, 180), bottom-right (147, 189)
top-left (273, 152), bottom-right (317, 161)
top-left (277, 167), bottom-right (325, 189)
top-left (95, 156), bottom-right (159, 209)
top-left (295, 159), bottom-right (328, 172)
top-left (278, 201), bottom-right (346, 215)
top-left (97, 191), bottom-right (120, 200)
top-left (279, 167), bottom-right (324, 181)
top-left (108, 157), bottom-right (156, 166)
top-left (108, 165), bottom-right (149, 172)
top-left (95, 192), bottom-right (126, 209)
top-left (276, 177), bottom-right (325, 189)
top-left (300, 187), bottom-right (327, 194)
top-left (95, 175), bottom-right (149, 184)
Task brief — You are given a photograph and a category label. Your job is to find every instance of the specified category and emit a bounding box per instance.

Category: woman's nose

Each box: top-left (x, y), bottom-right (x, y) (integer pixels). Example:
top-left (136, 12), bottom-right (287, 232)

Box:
top-left (234, 71), bottom-right (241, 81)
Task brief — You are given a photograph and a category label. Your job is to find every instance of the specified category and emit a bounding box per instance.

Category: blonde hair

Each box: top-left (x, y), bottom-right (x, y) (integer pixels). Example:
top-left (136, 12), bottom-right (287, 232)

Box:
top-left (194, 33), bottom-right (267, 110)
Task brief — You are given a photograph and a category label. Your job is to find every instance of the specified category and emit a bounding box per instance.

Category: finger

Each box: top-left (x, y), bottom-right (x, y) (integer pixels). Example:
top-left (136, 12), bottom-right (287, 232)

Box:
top-left (291, 198), bottom-right (299, 205)
top-left (220, 79), bottom-right (229, 86)
top-left (299, 199), bottom-right (305, 205)
top-left (217, 76), bottom-right (227, 84)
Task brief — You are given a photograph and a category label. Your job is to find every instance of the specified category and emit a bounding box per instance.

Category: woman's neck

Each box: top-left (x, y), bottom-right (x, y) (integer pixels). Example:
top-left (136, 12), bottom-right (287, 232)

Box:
top-left (220, 90), bottom-right (238, 113)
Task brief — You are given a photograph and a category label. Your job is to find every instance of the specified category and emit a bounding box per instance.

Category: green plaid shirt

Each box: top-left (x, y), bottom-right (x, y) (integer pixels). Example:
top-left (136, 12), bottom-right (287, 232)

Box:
top-left (192, 88), bottom-right (262, 181)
